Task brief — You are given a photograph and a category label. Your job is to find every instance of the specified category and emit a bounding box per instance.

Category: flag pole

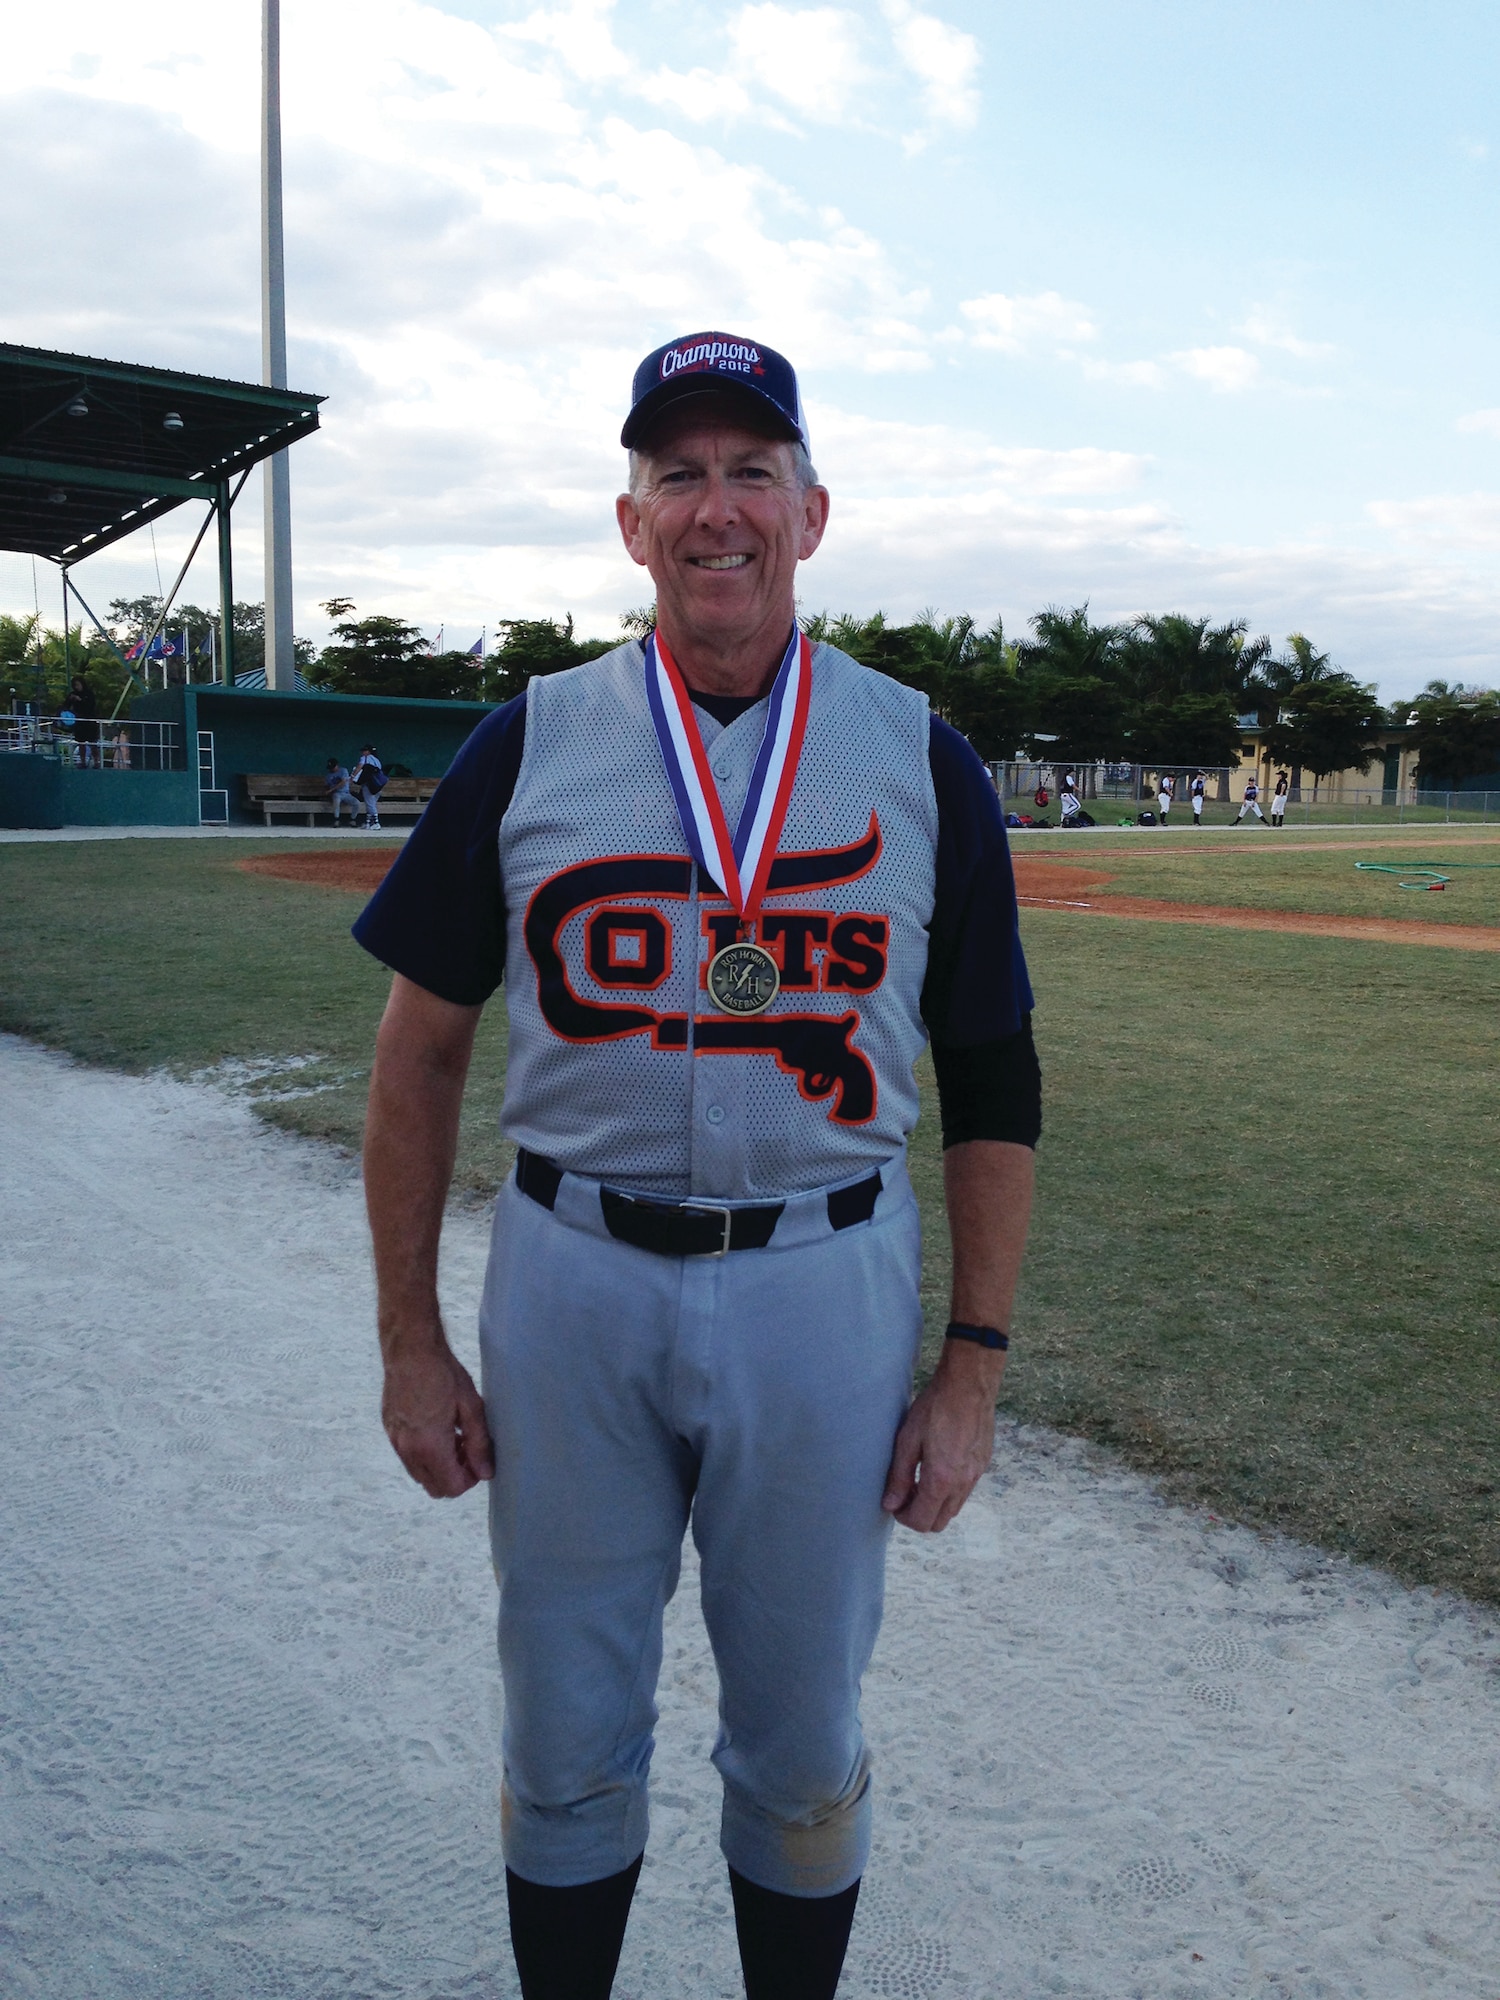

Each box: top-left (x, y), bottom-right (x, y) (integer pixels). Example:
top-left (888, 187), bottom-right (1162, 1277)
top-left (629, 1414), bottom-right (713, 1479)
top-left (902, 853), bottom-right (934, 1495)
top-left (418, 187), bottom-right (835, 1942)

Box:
top-left (261, 0), bottom-right (296, 692)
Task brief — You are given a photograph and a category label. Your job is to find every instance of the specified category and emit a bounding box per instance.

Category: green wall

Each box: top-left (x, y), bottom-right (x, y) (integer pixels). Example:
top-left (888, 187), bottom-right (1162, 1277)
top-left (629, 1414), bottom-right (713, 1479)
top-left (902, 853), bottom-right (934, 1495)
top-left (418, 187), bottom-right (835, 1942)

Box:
top-left (0, 755), bottom-right (200, 829)
top-left (134, 684), bottom-right (495, 823)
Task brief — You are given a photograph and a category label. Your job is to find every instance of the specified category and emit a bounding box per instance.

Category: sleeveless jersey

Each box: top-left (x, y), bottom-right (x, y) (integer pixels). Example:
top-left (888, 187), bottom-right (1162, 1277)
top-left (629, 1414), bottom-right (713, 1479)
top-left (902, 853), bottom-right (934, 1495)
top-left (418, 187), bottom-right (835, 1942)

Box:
top-left (498, 639), bottom-right (937, 1199)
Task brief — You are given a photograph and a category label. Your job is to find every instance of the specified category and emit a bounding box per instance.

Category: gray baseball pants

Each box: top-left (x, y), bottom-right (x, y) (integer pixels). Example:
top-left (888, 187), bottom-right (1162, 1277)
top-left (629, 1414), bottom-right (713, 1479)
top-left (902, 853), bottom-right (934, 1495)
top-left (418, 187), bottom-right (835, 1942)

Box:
top-left (478, 1157), bottom-right (922, 1897)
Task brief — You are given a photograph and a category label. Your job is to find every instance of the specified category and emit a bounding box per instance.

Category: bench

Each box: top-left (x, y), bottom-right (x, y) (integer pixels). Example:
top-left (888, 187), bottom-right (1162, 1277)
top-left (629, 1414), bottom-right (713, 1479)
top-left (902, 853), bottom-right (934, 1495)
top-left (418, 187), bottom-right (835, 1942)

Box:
top-left (243, 772), bottom-right (443, 826)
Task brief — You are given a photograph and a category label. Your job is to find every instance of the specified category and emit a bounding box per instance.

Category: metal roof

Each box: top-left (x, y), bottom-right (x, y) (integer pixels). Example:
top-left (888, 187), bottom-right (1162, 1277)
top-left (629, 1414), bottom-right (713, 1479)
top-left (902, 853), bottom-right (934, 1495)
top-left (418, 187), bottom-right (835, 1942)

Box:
top-left (0, 342), bottom-right (324, 563)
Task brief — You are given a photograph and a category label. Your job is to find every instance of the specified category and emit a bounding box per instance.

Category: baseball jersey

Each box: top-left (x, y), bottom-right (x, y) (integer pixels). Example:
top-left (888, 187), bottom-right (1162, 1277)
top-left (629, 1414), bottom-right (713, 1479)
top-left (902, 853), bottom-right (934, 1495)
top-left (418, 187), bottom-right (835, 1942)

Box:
top-left (356, 639), bottom-right (1034, 1199)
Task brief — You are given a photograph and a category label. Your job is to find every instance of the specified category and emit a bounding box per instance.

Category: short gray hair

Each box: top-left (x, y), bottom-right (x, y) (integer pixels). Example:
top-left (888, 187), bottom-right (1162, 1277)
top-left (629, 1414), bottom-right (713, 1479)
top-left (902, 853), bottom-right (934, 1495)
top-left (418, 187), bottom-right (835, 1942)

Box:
top-left (627, 439), bottom-right (820, 497)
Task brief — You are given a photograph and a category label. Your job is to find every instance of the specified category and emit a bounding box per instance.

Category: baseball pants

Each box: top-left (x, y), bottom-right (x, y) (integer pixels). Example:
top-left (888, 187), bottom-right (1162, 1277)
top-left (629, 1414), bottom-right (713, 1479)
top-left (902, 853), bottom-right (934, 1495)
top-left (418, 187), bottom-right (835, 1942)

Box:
top-left (478, 1156), bottom-right (923, 1899)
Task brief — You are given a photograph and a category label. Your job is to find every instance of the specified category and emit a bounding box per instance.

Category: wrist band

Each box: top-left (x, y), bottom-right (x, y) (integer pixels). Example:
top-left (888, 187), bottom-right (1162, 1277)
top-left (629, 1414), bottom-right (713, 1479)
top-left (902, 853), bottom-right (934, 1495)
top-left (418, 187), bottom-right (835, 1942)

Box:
top-left (945, 1321), bottom-right (1009, 1351)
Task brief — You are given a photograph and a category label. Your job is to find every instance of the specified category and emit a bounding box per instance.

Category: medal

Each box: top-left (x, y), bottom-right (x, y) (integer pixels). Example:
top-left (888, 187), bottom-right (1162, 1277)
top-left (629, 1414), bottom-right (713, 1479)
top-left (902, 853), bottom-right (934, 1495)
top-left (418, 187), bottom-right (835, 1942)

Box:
top-left (706, 939), bottom-right (781, 1015)
top-left (644, 626), bottom-right (812, 1014)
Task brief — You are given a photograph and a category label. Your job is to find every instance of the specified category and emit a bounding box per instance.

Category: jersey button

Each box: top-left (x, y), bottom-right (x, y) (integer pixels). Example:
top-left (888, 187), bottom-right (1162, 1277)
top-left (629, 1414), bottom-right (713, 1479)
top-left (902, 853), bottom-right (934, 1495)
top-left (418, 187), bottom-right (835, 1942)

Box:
top-left (705, 1104), bottom-right (726, 1126)
top-left (713, 763), bottom-right (730, 781)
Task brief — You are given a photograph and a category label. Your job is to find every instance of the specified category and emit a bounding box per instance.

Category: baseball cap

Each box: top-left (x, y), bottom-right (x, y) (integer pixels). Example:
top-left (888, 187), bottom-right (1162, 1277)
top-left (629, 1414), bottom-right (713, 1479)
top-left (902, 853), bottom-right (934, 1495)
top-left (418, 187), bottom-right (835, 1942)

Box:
top-left (621, 331), bottom-right (808, 452)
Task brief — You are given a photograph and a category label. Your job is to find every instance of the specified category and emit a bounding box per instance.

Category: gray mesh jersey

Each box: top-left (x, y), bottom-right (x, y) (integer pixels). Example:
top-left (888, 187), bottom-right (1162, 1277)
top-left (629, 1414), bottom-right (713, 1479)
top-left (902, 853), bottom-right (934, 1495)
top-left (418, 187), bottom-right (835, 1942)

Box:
top-left (498, 638), bottom-right (938, 1199)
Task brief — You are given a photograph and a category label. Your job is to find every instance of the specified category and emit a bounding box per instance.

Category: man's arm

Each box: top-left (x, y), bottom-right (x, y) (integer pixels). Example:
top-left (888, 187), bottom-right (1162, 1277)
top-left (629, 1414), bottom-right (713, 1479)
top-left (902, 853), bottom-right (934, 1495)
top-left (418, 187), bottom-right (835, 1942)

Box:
top-left (365, 972), bottom-right (495, 1498)
top-left (882, 1139), bottom-right (1034, 1533)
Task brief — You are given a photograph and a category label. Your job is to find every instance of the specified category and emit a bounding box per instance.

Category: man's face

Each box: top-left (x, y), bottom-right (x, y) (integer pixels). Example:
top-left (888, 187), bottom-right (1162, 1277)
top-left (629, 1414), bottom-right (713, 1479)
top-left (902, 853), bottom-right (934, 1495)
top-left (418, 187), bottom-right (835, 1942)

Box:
top-left (616, 410), bottom-right (829, 658)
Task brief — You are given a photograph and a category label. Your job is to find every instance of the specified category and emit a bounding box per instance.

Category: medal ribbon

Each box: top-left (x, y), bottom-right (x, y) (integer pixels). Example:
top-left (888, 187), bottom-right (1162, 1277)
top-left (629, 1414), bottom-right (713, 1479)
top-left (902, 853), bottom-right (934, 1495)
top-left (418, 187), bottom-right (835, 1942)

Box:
top-left (644, 625), bottom-right (812, 929)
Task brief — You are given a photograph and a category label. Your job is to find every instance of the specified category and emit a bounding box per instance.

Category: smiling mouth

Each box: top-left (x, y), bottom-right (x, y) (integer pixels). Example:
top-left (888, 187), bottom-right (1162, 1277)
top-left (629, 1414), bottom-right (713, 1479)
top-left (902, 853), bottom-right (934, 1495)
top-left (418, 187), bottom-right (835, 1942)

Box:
top-left (688, 554), bottom-right (753, 570)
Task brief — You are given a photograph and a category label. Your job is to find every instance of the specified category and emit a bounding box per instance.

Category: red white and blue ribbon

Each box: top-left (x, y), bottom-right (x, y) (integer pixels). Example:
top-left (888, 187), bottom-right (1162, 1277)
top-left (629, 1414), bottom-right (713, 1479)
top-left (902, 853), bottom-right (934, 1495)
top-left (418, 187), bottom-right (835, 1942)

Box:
top-left (644, 625), bottom-right (812, 925)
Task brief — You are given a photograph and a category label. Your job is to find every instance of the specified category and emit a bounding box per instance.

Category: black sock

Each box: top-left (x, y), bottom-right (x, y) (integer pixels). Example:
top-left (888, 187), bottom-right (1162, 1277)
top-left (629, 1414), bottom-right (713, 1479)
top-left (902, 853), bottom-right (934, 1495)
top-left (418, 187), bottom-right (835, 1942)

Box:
top-left (729, 1866), bottom-right (861, 2000)
top-left (505, 1855), bottom-right (643, 2000)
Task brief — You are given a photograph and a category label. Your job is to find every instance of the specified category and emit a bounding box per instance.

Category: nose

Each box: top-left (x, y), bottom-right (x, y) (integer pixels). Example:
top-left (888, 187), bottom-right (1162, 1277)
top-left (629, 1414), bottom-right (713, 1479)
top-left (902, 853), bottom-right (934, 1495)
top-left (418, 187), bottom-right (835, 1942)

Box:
top-left (693, 467), bottom-right (742, 534)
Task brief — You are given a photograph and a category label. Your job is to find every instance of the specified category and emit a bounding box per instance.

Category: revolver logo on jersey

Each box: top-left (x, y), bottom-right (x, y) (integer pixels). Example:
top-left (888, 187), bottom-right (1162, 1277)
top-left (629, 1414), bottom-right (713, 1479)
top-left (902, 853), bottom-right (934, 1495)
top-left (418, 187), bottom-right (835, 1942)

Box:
top-left (522, 814), bottom-right (889, 1125)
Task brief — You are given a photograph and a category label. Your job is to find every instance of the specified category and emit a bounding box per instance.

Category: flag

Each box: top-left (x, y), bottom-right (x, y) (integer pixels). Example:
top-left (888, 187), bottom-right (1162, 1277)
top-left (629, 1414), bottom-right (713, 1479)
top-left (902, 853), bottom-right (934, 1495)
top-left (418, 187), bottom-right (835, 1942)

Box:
top-left (198, 631), bottom-right (214, 658)
top-left (467, 631), bottom-right (485, 658)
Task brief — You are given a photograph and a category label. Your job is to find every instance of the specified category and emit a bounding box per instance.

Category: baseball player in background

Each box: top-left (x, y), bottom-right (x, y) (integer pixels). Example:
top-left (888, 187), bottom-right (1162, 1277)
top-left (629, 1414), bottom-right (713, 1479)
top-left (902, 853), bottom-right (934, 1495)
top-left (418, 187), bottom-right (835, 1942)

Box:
top-left (1190, 770), bottom-right (1206, 825)
top-left (1236, 774), bottom-right (1268, 823)
top-left (1155, 772), bottom-right (1174, 822)
top-left (355, 332), bottom-right (1040, 2000)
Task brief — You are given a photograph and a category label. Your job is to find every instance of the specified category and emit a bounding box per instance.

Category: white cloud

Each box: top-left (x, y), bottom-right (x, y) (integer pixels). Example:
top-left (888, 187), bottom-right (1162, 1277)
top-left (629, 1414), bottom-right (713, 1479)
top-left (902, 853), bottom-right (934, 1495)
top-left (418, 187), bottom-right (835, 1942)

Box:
top-left (728, 5), bottom-right (868, 122)
top-left (4, 0), bottom-right (1500, 697)
top-left (1238, 308), bottom-right (1335, 360)
top-left (1366, 492), bottom-right (1500, 551)
top-left (879, 0), bottom-right (980, 130)
top-left (811, 408), bottom-right (1144, 496)
top-left (1169, 345), bottom-right (1261, 393)
top-left (1456, 409), bottom-right (1500, 439)
top-left (1457, 136), bottom-right (1489, 165)
top-left (958, 291), bottom-right (1097, 354)
top-left (1080, 357), bottom-right (1166, 389)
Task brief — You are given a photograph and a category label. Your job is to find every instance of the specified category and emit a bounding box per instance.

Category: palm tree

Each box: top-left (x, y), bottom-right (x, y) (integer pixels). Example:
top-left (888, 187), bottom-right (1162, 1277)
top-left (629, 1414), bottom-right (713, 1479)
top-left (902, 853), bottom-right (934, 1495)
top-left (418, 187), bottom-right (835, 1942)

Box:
top-left (1250, 633), bottom-right (1344, 795)
top-left (1017, 604), bottom-right (1129, 764)
top-left (1121, 615), bottom-right (1271, 773)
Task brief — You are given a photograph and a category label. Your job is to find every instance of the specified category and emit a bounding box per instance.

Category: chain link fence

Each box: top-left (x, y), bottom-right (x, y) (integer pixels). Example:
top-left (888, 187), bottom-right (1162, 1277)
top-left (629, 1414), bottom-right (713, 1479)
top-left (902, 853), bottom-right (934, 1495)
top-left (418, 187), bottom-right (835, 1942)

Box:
top-left (991, 760), bottom-right (1500, 828)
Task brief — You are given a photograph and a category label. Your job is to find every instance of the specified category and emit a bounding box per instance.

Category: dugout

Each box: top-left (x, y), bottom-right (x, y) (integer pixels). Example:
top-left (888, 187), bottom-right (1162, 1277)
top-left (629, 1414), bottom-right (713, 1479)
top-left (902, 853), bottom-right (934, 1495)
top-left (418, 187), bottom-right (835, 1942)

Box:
top-left (131, 682), bottom-right (494, 825)
top-left (0, 340), bottom-right (331, 827)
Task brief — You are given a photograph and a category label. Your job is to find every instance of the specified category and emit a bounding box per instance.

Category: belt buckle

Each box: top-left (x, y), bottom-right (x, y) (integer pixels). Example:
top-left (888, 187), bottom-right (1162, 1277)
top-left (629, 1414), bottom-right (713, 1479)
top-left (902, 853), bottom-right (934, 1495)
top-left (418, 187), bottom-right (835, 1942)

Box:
top-left (683, 1202), bottom-right (733, 1258)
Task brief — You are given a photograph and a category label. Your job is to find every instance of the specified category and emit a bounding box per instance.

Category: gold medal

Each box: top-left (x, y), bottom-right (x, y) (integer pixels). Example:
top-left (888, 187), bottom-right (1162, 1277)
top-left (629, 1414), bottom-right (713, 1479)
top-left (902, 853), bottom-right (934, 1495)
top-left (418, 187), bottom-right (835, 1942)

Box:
top-left (706, 941), bottom-right (780, 1016)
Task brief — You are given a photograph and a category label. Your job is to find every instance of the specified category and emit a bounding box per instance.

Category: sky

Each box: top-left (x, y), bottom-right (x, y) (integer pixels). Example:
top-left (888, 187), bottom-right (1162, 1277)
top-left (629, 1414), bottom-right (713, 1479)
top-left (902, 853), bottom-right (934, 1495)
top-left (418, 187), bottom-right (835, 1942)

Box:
top-left (3, 0), bottom-right (1499, 696)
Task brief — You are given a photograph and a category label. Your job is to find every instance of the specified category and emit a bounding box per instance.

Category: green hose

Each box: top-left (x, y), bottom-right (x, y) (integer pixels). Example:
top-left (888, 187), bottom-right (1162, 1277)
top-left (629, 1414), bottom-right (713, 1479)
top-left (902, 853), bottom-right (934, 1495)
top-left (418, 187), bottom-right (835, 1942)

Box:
top-left (1355, 859), bottom-right (1500, 891)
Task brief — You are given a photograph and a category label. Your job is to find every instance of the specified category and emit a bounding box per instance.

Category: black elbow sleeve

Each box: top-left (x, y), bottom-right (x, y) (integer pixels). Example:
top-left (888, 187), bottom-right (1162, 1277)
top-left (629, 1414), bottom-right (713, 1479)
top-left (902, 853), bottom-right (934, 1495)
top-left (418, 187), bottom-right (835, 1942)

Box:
top-left (931, 1018), bottom-right (1042, 1150)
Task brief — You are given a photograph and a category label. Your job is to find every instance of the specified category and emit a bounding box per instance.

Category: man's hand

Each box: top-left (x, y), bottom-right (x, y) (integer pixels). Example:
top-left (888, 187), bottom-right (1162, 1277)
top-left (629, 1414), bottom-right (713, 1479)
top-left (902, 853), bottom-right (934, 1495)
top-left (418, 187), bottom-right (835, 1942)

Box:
top-left (381, 1335), bottom-right (495, 1499)
top-left (365, 975), bottom-right (490, 1499)
top-left (881, 1338), bottom-right (1003, 1533)
top-left (882, 1137), bottom-right (1035, 1533)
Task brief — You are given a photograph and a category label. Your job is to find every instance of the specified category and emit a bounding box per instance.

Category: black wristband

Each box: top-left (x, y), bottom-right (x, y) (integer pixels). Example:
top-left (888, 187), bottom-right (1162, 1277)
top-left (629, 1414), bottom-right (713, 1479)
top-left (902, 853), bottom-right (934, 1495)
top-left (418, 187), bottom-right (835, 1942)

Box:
top-left (945, 1320), bottom-right (1010, 1351)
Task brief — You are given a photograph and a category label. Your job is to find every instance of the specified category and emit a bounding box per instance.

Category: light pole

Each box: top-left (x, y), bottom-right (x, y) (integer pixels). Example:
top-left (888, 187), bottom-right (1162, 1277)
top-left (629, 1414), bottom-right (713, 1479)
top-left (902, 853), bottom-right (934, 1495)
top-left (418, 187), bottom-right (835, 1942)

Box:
top-left (261, 0), bottom-right (295, 691)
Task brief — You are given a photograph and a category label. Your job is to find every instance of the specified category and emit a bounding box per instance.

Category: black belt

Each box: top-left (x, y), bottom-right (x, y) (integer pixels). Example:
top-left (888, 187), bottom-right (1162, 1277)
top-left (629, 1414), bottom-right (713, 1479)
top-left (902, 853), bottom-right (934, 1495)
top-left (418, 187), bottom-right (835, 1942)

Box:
top-left (514, 1148), bottom-right (881, 1256)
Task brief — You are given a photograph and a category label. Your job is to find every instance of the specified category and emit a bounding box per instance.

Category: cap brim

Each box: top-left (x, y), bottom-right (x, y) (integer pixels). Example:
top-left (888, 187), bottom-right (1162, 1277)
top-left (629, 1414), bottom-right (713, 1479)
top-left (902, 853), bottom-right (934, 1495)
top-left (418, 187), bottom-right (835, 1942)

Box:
top-left (621, 378), bottom-right (803, 450)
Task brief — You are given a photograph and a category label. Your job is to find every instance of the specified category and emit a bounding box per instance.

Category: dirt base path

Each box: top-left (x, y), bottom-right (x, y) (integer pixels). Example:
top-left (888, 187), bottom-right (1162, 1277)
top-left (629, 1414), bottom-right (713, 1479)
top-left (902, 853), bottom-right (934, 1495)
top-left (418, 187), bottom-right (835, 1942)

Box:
top-left (1009, 859), bottom-right (1500, 952)
top-left (3, 1036), bottom-right (1497, 1999)
top-left (242, 849), bottom-right (1500, 951)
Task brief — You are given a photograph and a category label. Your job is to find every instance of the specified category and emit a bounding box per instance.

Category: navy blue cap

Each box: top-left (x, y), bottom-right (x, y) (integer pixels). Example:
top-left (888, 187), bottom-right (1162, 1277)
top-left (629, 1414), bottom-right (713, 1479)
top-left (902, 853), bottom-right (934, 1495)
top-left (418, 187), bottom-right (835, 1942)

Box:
top-left (622, 331), bottom-right (808, 452)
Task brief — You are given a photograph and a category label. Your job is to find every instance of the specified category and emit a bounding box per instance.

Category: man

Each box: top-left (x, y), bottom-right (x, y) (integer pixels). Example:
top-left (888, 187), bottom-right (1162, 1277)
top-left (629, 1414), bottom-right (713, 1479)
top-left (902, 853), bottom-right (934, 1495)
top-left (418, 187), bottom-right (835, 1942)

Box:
top-left (1156, 771), bottom-right (1174, 823)
top-left (351, 743), bottom-right (385, 829)
top-left (354, 331), bottom-right (1040, 2000)
top-left (1190, 770), bottom-right (1206, 825)
top-left (323, 756), bottom-right (358, 825)
top-left (1236, 773), bottom-right (1268, 824)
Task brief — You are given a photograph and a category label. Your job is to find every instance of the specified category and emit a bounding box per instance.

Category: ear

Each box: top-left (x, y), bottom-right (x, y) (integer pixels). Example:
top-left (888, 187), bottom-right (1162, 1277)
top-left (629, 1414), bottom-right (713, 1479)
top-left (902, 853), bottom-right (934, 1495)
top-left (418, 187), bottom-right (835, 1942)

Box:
top-left (616, 492), bottom-right (649, 568)
top-left (797, 483), bottom-right (831, 562)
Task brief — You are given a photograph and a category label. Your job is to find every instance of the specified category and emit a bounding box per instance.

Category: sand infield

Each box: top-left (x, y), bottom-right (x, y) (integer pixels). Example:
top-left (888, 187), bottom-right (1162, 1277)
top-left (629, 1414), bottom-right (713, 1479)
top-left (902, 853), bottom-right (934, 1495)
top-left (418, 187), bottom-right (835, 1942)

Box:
top-left (3, 1035), bottom-right (1496, 1997)
top-left (240, 848), bottom-right (1500, 953)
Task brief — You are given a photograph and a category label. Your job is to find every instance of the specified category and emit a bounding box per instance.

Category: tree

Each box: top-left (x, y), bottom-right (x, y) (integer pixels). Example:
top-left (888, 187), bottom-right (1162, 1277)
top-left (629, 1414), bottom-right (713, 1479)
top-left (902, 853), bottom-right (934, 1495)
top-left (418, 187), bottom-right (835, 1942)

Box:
top-left (307, 604), bottom-right (478, 700)
top-left (2, 611), bottom-right (132, 712)
top-left (1120, 614), bottom-right (1269, 768)
top-left (802, 609), bottom-right (1028, 756)
top-left (1016, 604), bottom-right (1129, 762)
top-left (1404, 683), bottom-right (1500, 789)
top-left (1244, 633), bottom-right (1344, 790)
top-left (482, 615), bottom-right (619, 705)
top-left (1260, 678), bottom-right (1385, 792)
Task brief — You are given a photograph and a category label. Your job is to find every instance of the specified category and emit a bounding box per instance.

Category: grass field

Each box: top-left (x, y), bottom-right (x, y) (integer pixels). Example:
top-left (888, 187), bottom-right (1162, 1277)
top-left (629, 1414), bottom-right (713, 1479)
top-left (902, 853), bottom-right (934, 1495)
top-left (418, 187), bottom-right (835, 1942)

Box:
top-left (1019, 824), bottom-right (1500, 926)
top-left (3, 832), bottom-right (1497, 1602)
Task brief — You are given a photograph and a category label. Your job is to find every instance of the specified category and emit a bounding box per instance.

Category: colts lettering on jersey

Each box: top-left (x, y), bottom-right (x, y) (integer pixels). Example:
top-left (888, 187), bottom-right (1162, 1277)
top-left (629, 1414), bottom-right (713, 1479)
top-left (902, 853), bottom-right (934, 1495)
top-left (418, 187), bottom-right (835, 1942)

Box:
top-left (523, 814), bottom-right (886, 1125)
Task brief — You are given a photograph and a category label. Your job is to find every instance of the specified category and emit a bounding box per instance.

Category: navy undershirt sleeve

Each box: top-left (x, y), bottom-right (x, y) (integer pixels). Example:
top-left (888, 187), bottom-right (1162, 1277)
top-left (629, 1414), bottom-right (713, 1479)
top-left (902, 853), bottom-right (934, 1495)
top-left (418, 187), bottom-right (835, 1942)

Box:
top-left (922, 717), bottom-right (1034, 1041)
top-left (922, 716), bottom-right (1041, 1150)
top-left (351, 692), bottom-right (526, 1006)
